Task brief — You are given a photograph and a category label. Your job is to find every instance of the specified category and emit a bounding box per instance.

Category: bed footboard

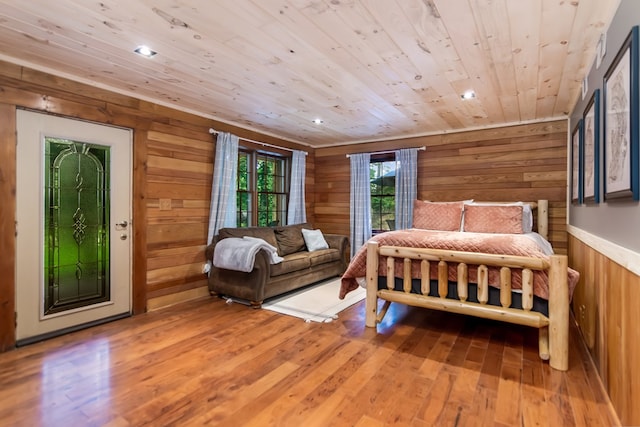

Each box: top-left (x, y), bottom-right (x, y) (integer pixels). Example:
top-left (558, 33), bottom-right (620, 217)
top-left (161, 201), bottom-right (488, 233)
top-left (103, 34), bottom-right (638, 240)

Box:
top-left (364, 241), bottom-right (569, 371)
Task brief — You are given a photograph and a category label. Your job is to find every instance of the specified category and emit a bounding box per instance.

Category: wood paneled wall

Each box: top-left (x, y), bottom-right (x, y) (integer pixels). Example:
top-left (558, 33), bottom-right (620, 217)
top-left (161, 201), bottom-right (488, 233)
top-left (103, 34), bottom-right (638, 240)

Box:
top-left (568, 235), bottom-right (640, 426)
top-left (0, 103), bottom-right (17, 352)
top-left (144, 123), bottom-right (215, 304)
top-left (0, 61), bottom-right (313, 347)
top-left (314, 121), bottom-right (569, 253)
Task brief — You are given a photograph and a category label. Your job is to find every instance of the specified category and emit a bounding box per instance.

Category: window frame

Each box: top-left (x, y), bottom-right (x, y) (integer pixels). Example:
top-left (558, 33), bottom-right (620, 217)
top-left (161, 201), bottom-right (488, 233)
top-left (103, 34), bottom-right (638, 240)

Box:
top-left (236, 148), bottom-right (289, 228)
top-left (370, 154), bottom-right (396, 233)
top-left (236, 150), bottom-right (252, 228)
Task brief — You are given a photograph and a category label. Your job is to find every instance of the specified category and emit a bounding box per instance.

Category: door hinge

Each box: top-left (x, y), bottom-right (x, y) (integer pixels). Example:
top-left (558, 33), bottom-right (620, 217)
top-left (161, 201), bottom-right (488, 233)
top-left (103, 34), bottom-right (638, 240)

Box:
top-left (15, 221), bottom-right (18, 237)
top-left (14, 312), bottom-right (17, 328)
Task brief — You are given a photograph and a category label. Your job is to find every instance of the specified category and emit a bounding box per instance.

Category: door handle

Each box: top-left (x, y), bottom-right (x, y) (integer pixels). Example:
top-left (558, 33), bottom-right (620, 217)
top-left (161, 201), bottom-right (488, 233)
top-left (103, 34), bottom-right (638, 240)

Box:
top-left (115, 220), bottom-right (128, 230)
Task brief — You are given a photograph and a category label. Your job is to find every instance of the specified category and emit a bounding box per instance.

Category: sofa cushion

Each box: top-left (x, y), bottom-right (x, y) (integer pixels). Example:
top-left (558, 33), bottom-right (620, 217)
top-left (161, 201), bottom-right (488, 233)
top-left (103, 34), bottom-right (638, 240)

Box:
top-left (274, 223), bottom-right (311, 256)
top-left (218, 227), bottom-right (278, 249)
top-left (270, 252), bottom-right (311, 277)
top-left (308, 248), bottom-right (340, 267)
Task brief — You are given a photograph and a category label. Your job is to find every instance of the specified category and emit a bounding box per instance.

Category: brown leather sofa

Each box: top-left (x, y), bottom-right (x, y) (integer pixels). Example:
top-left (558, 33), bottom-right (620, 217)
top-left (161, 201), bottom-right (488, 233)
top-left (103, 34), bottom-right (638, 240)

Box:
top-left (205, 223), bottom-right (349, 307)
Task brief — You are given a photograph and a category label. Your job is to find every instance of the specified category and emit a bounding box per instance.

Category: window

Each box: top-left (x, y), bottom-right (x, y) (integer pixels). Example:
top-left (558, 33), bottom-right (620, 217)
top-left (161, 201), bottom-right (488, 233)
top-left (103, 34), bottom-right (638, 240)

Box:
top-left (256, 154), bottom-right (287, 226)
top-left (370, 157), bottom-right (396, 232)
top-left (236, 150), bottom-right (288, 227)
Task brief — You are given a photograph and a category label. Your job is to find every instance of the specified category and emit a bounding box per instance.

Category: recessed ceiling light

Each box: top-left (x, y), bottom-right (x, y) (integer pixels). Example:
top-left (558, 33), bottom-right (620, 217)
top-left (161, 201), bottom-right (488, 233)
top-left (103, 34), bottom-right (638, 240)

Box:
top-left (134, 45), bottom-right (157, 58)
top-left (461, 90), bottom-right (476, 100)
top-left (313, 118), bottom-right (323, 125)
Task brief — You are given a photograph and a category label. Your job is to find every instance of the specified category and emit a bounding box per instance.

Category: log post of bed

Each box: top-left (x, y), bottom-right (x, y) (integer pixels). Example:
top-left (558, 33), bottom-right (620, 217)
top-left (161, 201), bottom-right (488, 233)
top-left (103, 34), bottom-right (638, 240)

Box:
top-left (548, 254), bottom-right (569, 371)
top-left (365, 241), bottom-right (380, 328)
top-left (537, 199), bottom-right (549, 241)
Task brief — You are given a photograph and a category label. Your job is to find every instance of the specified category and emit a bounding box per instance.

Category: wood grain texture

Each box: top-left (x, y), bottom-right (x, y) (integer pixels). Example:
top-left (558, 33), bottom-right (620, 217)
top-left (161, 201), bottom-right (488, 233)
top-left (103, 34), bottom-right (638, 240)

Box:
top-left (132, 119), bottom-right (150, 315)
top-left (569, 235), bottom-right (640, 426)
top-left (0, 103), bottom-right (16, 351)
top-left (0, 297), bottom-right (620, 426)
top-left (0, 0), bottom-right (620, 146)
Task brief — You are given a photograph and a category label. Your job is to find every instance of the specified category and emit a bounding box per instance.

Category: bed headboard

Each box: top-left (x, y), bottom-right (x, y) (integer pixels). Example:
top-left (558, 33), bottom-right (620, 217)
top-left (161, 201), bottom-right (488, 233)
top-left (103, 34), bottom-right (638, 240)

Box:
top-left (534, 199), bottom-right (549, 241)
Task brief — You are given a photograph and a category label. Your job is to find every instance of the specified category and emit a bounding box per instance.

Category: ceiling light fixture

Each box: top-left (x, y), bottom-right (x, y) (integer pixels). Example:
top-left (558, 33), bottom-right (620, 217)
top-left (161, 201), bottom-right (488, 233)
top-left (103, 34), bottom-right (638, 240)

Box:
top-left (313, 118), bottom-right (323, 125)
top-left (134, 45), bottom-right (157, 58)
top-left (461, 90), bottom-right (476, 100)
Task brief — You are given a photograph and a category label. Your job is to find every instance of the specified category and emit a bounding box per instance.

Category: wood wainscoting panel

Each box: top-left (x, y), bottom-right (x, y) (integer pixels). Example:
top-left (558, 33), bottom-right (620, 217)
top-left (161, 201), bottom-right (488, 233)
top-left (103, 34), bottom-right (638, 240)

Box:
top-left (569, 234), bottom-right (640, 426)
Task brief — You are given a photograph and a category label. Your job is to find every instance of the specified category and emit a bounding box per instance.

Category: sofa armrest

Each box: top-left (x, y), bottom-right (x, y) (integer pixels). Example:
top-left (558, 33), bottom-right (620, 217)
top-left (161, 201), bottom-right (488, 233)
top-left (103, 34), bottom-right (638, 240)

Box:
top-left (208, 248), bottom-right (272, 305)
top-left (323, 233), bottom-right (346, 250)
top-left (205, 241), bottom-right (216, 264)
top-left (323, 233), bottom-right (349, 269)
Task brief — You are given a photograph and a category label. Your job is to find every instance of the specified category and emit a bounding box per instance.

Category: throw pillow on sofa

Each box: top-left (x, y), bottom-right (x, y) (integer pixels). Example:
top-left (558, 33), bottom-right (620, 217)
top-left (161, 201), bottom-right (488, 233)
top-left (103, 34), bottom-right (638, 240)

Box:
top-left (274, 223), bottom-right (310, 256)
top-left (301, 228), bottom-right (329, 251)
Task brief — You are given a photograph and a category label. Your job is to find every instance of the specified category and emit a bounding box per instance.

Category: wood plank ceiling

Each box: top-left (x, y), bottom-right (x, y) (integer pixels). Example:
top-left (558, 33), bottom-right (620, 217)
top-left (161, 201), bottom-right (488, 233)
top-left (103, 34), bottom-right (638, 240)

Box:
top-left (0, 0), bottom-right (620, 147)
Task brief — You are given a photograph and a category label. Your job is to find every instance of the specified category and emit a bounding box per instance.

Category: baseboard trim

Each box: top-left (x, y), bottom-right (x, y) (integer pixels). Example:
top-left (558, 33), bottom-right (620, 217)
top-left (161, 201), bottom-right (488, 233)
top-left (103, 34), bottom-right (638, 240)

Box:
top-left (147, 286), bottom-right (210, 311)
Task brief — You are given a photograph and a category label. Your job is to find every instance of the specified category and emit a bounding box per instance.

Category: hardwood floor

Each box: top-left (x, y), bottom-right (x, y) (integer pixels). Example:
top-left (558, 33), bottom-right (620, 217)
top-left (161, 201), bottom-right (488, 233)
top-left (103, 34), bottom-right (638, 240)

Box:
top-left (0, 297), bottom-right (619, 426)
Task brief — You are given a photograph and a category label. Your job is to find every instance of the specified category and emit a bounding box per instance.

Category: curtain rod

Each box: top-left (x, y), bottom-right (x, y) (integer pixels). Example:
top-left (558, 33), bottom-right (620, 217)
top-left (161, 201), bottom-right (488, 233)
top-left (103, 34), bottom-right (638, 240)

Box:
top-left (209, 128), bottom-right (307, 155)
top-left (345, 146), bottom-right (426, 158)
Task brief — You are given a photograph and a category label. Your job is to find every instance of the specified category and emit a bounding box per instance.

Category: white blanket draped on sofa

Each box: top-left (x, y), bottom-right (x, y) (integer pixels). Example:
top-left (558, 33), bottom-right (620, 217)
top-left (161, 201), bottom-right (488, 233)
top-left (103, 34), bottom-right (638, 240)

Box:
top-left (213, 236), bottom-right (284, 272)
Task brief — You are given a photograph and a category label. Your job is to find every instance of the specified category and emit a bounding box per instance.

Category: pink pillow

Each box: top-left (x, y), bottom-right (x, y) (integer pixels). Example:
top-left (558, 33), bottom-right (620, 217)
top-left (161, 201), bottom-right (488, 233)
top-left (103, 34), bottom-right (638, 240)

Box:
top-left (463, 205), bottom-right (524, 234)
top-left (412, 200), bottom-right (464, 231)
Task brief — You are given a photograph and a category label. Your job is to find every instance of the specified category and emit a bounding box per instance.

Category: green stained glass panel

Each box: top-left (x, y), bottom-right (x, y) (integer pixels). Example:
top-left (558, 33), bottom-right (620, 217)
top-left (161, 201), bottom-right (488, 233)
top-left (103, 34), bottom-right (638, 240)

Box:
top-left (44, 138), bottom-right (110, 315)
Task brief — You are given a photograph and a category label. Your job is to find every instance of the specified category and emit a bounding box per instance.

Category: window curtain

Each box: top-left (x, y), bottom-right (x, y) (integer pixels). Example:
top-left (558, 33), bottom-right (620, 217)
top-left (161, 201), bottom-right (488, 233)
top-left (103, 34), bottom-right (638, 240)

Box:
top-left (349, 153), bottom-right (372, 258)
top-left (287, 150), bottom-right (307, 225)
top-left (206, 132), bottom-right (239, 245)
top-left (394, 148), bottom-right (418, 230)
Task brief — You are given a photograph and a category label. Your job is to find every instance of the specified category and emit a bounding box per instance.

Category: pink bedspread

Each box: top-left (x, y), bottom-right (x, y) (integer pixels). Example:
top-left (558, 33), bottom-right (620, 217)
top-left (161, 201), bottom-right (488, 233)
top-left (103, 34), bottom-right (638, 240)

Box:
top-left (339, 229), bottom-right (579, 301)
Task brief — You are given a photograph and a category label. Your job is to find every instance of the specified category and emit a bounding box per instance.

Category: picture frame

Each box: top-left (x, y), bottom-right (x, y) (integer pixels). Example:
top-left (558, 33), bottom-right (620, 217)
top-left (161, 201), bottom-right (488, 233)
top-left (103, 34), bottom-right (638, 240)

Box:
top-left (571, 119), bottom-right (583, 205)
top-left (603, 25), bottom-right (640, 201)
top-left (582, 89), bottom-right (600, 203)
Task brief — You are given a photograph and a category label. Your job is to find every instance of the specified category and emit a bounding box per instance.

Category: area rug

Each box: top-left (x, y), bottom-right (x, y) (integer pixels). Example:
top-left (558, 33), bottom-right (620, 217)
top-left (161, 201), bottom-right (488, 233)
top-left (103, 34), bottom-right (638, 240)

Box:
top-left (262, 277), bottom-right (366, 323)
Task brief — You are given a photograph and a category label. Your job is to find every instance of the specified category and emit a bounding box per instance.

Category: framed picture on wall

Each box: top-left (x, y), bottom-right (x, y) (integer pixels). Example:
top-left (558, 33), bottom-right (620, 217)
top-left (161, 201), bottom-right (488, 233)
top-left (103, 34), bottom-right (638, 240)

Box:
top-left (603, 25), bottom-right (639, 201)
top-left (582, 89), bottom-right (600, 203)
top-left (571, 120), bottom-right (583, 205)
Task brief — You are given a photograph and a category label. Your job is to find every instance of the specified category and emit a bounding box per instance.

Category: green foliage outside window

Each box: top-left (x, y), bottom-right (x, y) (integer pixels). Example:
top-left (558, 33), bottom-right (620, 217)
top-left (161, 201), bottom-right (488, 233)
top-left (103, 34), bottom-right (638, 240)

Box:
top-left (236, 152), bottom-right (251, 227)
top-left (370, 160), bottom-right (396, 232)
top-left (236, 151), bottom-right (287, 227)
top-left (256, 154), bottom-right (286, 226)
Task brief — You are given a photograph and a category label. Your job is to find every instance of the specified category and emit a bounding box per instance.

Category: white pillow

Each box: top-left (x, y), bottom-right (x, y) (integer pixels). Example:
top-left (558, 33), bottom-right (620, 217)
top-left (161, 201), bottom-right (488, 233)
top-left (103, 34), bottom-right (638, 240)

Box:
top-left (301, 229), bottom-right (329, 251)
top-left (522, 204), bottom-right (533, 233)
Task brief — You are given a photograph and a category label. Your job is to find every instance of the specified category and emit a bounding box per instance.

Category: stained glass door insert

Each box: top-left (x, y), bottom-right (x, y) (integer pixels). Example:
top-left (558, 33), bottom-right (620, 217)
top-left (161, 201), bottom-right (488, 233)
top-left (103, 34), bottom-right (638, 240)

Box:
top-left (44, 138), bottom-right (110, 315)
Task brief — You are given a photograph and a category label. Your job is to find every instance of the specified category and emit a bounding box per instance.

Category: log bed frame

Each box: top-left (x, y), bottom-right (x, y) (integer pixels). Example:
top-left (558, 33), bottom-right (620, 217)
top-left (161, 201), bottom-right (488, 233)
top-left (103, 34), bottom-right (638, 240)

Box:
top-left (364, 200), bottom-right (570, 371)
